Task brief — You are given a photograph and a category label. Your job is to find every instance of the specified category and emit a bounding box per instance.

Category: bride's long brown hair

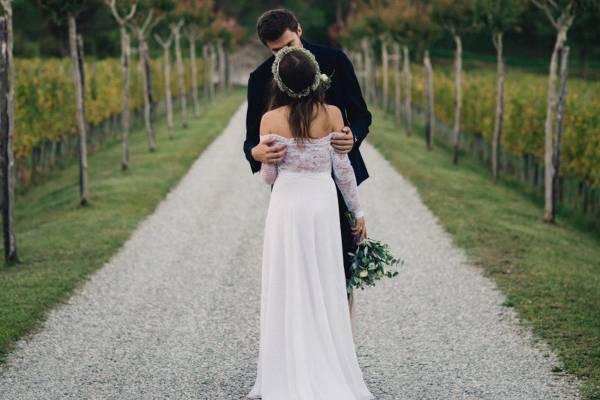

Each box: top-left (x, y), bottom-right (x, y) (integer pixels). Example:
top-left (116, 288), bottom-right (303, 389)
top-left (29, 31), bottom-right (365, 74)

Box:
top-left (267, 49), bottom-right (328, 145)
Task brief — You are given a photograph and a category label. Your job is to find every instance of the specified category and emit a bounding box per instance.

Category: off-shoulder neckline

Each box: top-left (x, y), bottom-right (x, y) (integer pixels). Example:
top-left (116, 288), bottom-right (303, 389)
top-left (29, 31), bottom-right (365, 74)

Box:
top-left (263, 132), bottom-right (335, 142)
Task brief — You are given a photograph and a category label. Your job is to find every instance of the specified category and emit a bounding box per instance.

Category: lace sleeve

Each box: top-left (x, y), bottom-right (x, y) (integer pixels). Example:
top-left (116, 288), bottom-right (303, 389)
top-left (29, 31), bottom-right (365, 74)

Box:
top-left (259, 134), bottom-right (278, 185)
top-left (330, 147), bottom-right (364, 218)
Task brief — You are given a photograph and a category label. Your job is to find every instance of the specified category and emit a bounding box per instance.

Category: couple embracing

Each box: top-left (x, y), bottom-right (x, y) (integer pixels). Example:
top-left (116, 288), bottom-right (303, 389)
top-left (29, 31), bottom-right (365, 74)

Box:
top-left (242, 8), bottom-right (375, 400)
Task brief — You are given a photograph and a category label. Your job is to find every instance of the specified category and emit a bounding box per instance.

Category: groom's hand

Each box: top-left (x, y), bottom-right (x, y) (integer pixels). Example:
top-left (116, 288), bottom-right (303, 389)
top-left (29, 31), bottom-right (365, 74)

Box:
top-left (251, 138), bottom-right (287, 164)
top-left (331, 126), bottom-right (354, 154)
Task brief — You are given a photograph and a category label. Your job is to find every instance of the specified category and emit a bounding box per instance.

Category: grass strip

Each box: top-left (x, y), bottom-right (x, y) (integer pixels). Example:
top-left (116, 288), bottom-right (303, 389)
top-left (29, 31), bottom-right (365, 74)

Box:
top-left (367, 105), bottom-right (600, 400)
top-left (0, 89), bottom-right (245, 365)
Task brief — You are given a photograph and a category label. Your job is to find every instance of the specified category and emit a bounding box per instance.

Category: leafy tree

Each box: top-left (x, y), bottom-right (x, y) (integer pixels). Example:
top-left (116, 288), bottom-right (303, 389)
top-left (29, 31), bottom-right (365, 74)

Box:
top-left (153, 27), bottom-right (174, 138)
top-left (570, 2), bottom-right (600, 78)
top-left (104, 0), bottom-right (137, 170)
top-left (530, 0), bottom-right (589, 222)
top-left (0, 0), bottom-right (18, 263)
top-left (128, 0), bottom-right (174, 152)
top-left (341, 0), bottom-right (390, 104)
top-left (178, 0), bottom-right (215, 115)
top-left (412, 2), bottom-right (440, 150)
top-left (432, 0), bottom-right (477, 164)
top-left (168, 16), bottom-right (187, 128)
top-left (382, 1), bottom-right (427, 135)
top-left (473, 0), bottom-right (527, 183)
top-left (39, 0), bottom-right (90, 205)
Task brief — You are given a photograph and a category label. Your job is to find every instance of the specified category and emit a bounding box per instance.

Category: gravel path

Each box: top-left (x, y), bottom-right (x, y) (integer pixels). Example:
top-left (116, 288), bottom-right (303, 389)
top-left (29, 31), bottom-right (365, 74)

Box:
top-left (0, 103), bottom-right (582, 399)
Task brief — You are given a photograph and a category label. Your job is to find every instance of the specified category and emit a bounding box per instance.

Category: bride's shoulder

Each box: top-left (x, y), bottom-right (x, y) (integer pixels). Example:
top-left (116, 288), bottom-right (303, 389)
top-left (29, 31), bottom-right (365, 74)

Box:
top-left (323, 104), bottom-right (343, 127)
top-left (260, 108), bottom-right (289, 139)
top-left (324, 103), bottom-right (342, 116)
top-left (261, 107), bottom-right (287, 122)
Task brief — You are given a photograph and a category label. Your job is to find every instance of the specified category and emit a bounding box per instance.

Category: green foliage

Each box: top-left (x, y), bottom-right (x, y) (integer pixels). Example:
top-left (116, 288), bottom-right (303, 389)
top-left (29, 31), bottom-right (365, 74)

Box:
top-left (0, 89), bottom-right (246, 370)
top-left (367, 103), bottom-right (600, 400)
top-left (381, 1), bottom-right (440, 47)
top-left (14, 56), bottom-right (204, 159)
top-left (431, 0), bottom-right (477, 35)
top-left (129, 0), bottom-right (175, 28)
top-left (340, 0), bottom-right (389, 43)
top-left (406, 64), bottom-right (600, 186)
top-left (38, 0), bottom-right (88, 23)
top-left (471, 0), bottom-right (527, 34)
top-left (179, 1), bottom-right (213, 30)
top-left (344, 211), bottom-right (404, 293)
top-left (148, 0), bottom-right (176, 14)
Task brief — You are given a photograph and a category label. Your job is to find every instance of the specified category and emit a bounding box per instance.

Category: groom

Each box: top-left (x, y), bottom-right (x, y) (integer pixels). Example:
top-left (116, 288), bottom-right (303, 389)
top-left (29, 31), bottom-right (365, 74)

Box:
top-left (243, 9), bottom-right (372, 325)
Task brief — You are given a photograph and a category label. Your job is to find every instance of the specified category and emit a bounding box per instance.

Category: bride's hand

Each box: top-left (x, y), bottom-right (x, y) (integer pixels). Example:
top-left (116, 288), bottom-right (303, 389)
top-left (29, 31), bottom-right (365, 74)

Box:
top-left (351, 216), bottom-right (367, 242)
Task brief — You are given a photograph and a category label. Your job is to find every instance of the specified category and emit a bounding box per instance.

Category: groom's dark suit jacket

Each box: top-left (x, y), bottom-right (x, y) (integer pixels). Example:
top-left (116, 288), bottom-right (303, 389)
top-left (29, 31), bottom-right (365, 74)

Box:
top-left (242, 38), bottom-right (372, 186)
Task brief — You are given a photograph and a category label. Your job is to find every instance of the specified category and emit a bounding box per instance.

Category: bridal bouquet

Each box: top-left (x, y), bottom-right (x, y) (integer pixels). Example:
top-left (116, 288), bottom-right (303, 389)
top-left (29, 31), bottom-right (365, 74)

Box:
top-left (344, 211), bottom-right (404, 294)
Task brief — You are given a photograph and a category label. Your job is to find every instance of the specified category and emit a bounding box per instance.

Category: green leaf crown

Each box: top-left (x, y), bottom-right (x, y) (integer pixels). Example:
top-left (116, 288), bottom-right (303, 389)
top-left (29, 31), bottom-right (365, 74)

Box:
top-left (271, 46), bottom-right (332, 99)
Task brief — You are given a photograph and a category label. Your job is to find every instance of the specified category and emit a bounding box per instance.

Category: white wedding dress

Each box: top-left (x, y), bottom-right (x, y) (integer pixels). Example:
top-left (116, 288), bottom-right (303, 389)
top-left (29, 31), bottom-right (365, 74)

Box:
top-left (247, 132), bottom-right (374, 400)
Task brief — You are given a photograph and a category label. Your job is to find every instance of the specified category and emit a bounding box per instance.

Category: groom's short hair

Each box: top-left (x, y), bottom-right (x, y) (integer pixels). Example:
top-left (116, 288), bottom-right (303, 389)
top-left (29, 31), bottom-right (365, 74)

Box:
top-left (257, 9), bottom-right (299, 45)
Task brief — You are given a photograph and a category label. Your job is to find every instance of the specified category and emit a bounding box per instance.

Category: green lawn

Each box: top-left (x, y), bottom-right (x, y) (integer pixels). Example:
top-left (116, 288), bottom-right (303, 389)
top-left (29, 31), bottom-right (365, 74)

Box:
top-left (0, 89), bottom-right (245, 365)
top-left (367, 105), bottom-right (600, 400)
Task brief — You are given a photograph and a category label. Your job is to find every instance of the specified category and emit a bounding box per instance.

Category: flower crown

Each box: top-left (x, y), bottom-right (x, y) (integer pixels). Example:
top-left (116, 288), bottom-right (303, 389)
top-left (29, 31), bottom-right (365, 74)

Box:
top-left (271, 46), bottom-right (332, 98)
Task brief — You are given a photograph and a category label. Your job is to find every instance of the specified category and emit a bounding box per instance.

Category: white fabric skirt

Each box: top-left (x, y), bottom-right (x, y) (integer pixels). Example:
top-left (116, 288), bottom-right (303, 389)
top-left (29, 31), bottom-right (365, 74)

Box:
top-left (248, 170), bottom-right (374, 400)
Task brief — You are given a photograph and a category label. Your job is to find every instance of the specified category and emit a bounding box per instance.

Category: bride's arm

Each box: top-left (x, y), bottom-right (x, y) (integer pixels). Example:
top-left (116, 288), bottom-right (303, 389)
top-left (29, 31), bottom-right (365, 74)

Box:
top-left (327, 105), bottom-right (364, 219)
top-left (330, 147), bottom-right (364, 219)
top-left (259, 113), bottom-right (279, 185)
top-left (259, 134), bottom-right (278, 185)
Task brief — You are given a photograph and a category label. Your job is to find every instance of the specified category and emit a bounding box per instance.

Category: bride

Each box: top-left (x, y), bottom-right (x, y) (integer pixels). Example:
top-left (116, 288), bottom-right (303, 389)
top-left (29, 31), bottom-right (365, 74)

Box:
top-left (247, 46), bottom-right (374, 400)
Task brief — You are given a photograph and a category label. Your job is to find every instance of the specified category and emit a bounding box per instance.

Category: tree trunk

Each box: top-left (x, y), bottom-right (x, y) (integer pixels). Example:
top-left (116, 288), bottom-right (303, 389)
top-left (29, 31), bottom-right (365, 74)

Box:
top-left (225, 51), bottom-right (232, 90)
top-left (452, 34), bottom-right (462, 165)
top-left (189, 35), bottom-right (200, 116)
top-left (31, 147), bottom-right (39, 183)
top-left (56, 139), bottom-right (63, 167)
top-left (119, 25), bottom-right (130, 170)
top-left (580, 45), bottom-right (589, 79)
top-left (381, 38), bottom-right (389, 111)
top-left (173, 26), bottom-right (187, 128)
top-left (39, 138), bottom-right (47, 169)
top-left (336, 0), bottom-right (343, 27)
top-left (202, 44), bottom-right (211, 104)
top-left (492, 32), bottom-right (505, 184)
top-left (557, 175), bottom-right (564, 206)
top-left (361, 39), bottom-right (368, 101)
top-left (209, 43), bottom-right (216, 99)
top-left (403, 45), bottom-right (412, 136)
top-left (522, 153), bottom-right (529, 181)
top-left (162, 45), bottom-right (174, 140)
top-left (68, 14), bottom-right (89, 206)
top-left (77, 34), bottom-right (85, 105)
top-left (0, 13), bottom-right (17, 263)
top-left (217, 40), bottom-right (226, 93)
top-left (139, 36), bottom-right (155, 151)
top-left (355, 50), bottom-right (365, 93)
top-left (424, 50), bottom-right (434, 151)
top-left (47, 139), bottom-right (55, 167)
top-left (361, 38), bottom-right (373, 103)
top-left (552, 45), bottom-right (570, 218)
top-left (370, 43), bottom-right (377, 103)
top-left (582, 182), bottom-right (590, 215)
top-left (392, 42), bottom-right (401, 126)
top-left (543, 27), bottom-right (567, 222)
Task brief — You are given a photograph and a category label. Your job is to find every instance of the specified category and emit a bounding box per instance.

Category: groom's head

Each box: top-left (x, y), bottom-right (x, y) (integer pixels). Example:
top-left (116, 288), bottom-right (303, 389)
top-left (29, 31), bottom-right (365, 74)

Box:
top-left (257, 9), bottom-right (303, 55)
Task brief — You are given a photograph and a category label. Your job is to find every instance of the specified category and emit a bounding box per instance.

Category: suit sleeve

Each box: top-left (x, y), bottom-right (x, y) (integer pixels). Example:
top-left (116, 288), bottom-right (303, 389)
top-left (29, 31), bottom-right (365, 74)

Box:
top-left (243, 72), bottom-right (263, 174)
top-left (338, 51), bottom-right (372, 147)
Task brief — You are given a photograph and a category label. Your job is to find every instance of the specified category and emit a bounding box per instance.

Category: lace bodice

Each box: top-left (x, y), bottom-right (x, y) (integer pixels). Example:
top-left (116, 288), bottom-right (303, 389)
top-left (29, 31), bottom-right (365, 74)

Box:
top-left (259, 133), bottom-right (363, 219)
